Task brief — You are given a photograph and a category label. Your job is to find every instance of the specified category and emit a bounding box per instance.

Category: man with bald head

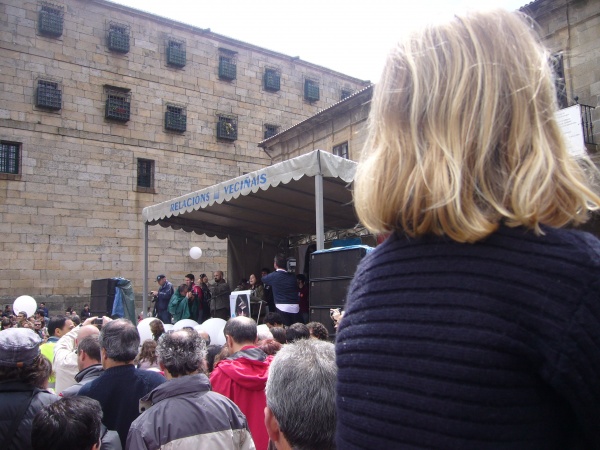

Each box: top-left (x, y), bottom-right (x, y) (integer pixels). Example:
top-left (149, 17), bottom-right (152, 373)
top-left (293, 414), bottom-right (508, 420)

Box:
top-left (210, 317), bottom-right (273, 450)
top-left (53, 316), bottom-right (102, 394)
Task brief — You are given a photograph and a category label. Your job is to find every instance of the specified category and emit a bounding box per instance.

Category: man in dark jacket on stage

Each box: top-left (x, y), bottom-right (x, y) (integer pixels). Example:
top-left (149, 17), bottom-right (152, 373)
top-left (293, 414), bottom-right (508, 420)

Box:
top-left (261, 255), bottom-right (301, 326)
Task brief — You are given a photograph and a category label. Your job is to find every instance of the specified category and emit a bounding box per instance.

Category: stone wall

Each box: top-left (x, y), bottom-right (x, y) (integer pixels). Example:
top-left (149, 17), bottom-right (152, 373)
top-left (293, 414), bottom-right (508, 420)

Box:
top-left (0, 0), bottom-right (369, 315)
top-left (523, 0), bottom-right (600, 146)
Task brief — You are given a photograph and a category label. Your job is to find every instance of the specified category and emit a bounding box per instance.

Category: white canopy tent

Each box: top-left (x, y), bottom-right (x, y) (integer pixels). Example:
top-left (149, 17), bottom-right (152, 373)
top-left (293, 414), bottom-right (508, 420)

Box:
top-left (141, 150), bottom-right (360, 311)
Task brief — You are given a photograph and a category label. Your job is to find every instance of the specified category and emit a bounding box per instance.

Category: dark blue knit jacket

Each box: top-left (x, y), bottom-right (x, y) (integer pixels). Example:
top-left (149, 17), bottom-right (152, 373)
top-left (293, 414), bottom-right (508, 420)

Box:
top-left (336, 225), bottom-right (600, 449)
top-left (78, 364), bottom-right (165, 448)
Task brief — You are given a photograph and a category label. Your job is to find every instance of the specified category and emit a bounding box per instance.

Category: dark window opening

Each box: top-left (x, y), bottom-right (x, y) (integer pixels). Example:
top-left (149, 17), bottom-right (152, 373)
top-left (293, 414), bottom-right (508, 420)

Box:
top-left (333, 142), bottom-right (349, 159)
top-left (0, 142), bottom-right (20, 174)
top-left (137, 158), bottom-right (154, 188)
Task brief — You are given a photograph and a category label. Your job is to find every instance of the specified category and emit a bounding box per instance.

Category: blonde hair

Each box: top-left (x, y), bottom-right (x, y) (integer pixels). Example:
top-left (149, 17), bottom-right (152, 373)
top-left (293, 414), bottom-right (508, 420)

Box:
top-left (354, 9), bottom-right (600, 243)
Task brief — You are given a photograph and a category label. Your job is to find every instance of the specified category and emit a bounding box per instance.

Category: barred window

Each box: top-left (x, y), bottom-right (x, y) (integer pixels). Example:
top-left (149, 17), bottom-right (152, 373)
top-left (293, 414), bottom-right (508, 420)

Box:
top-left (0, 142), bottom-right (20, 174)
top-left (264, 124), bottom-right (279, 139)
top-left (333, 142), bottom-right (349, 159)
top-left (137, 158), bottom-right (154, 188)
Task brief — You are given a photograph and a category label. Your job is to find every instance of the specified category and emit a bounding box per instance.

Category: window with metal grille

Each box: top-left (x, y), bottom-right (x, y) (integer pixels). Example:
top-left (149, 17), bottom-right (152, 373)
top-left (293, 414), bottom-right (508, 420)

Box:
top-left (105, 88), bottom-right (131, 122)
top-left (36, 80), bottom-right (62, 110)
top-left (137, 158), bottom-right (154, 188)
top-left (0, 142), bottom-right (20, 174)
top-left (304, 79), bottom-right (320, 102)
top-left (264, 68), bottom-right (280, 91)
top-left (333, 142), bottom-right (349, 159)
top-left (107, 23), bottom-right (130, 53)
top-left (217, 115), bottom-right (237, 140)
top-left (218, 55), bottom-right (237, 80)
top-left (551, 53), bottom-right (567, 109)
top-left (341, 89), bottom-right (353, 101)
top-left (38, 2), bottom-right (64, 37)
top-left (167, 39), bottom-right (186, 67)
top-left (165, 105), bottom-right (186, 132)
top-left (264, 124), bottom-right (278, 139)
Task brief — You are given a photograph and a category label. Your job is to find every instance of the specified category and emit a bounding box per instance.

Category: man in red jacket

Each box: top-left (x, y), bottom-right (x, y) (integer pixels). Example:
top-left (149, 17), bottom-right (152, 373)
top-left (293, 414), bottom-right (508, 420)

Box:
top-left (210, 316), bottom-right (273, 450)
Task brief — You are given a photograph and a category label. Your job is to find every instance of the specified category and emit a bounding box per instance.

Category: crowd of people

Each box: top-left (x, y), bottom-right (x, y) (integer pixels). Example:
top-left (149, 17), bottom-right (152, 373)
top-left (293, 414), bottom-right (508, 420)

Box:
top-left (0, 312), bottom-right (336, 450)
top-left (2, 7), bottom-right (600, 449)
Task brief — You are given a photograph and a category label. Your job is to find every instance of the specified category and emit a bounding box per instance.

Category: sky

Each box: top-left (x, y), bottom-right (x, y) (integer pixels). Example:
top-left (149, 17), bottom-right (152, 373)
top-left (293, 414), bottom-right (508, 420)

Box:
top-left (109, 0), bottom-right (529, 82)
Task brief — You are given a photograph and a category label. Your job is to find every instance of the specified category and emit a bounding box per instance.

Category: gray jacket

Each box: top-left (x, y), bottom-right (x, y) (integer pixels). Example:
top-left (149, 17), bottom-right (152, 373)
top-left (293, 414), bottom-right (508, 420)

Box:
top-left (61, 364), bottom-right (103, 397)
top-left (126, 373), bottom-right (254, 450)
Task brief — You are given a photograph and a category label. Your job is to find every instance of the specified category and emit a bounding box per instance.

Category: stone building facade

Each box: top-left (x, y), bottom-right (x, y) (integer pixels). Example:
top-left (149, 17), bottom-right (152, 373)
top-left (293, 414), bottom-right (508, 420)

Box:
top-left (522, 0), bottom-right (599, 151)
top-left (0, 0), bottom-right (369, 312)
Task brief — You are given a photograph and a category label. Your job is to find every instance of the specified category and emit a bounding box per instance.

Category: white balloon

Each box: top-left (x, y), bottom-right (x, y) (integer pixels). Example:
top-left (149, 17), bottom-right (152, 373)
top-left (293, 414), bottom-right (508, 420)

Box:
top-left (13, 295), bottom-right (37, 318)
top-left (137, 317), bottom-right (161, 343)
top-left (189, 247), bottom-right (202, 259)
top-left (201, 318), bottom-right (227, 346)
top-left (163, 324), bottom-right (174, 332)
top-left (173, 319), bottom-right (199, 330)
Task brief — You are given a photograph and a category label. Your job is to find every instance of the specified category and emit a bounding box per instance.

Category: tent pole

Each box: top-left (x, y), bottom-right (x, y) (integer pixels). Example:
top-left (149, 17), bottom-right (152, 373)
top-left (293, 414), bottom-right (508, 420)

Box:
top-left (143, 222), bottom-right (148, 320)
top-left (315, 172), bottom-right (324, 250)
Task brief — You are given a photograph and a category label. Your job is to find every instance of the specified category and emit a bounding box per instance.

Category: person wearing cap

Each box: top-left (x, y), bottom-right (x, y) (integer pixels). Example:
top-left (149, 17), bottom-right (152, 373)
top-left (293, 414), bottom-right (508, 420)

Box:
top-left (0, 328), bottom-right (59, 449)
top-left (150, 275), bottom-right (173, 324)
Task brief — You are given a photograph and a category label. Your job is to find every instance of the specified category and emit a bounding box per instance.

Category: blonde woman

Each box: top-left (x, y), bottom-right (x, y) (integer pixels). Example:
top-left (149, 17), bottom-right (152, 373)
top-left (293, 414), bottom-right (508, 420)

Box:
top-left (336, 9), bottom-right (600, 449)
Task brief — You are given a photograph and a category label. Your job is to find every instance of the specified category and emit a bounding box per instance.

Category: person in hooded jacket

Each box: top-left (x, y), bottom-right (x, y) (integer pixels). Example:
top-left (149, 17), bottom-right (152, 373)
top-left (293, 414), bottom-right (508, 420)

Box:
top-left (210, 316), bottom-right (273, 450)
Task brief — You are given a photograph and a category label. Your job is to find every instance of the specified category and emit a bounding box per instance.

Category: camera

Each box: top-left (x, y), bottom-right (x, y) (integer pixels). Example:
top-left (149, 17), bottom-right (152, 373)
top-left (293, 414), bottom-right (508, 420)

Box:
top-left (93, 318), bottom-right (103, 325)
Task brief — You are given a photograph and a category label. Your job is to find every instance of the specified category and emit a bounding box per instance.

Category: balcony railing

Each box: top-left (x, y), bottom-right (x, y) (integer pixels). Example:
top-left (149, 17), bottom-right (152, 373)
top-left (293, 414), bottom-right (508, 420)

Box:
top-left (580, 103), bottom-right (595, 145)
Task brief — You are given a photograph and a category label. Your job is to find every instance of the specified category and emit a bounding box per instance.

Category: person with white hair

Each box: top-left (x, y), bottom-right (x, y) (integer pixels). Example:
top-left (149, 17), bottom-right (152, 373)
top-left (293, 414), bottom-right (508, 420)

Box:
top-left (265, 339), bottom-right (337, 450)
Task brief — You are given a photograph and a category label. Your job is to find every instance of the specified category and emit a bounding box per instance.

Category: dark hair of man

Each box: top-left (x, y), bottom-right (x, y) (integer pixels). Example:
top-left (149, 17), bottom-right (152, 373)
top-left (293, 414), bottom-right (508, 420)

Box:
top-left (306, 322), bottom-right (329, 341)
top-left (265, 312), bottom-right (284, 326)
top-left (223, 317), bottom-right (257, 344)
top-left (0, 354), bottom-right (52, 388)
top-left (266, 339), bottom-right (337, 450)
top-left (99, 319), bottom-right (140, 362)
top-left (205, 344), bottom-right (223, 374)
top-left (32, 397), bottom-right (102, 450)
top-left (261, 268), bottom-right (270, 274)
top-left (274, 255), bottom-right (286, 269)
top-left (286, 323), bottom-right (310, 343)
top-left (156, 329), bottom-right (206, 377)
top-left (70, 315), bottom-right (81, 326)
top-left (185, 273), bottom-right (195, 281)
top-left (77, 335), bottom-right (101, 362)
top-left (296, 274), bottom-right (307, 283)
top-left (47, 315), bottom-right (67, 337)
top-left (270, 327), bottom-right (287, 345)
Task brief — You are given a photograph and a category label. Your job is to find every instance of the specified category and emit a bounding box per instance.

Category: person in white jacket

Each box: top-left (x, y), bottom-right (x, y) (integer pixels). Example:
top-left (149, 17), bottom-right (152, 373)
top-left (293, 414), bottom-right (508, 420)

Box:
top-left (53, 317), bottom-right (101, 394)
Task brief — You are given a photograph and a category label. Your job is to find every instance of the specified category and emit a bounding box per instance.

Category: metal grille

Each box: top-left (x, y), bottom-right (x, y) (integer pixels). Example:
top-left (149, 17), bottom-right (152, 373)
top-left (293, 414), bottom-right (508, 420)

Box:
top-left (580, 104), bottom-right (595, 145)
top-left (165, 105), bottom-right (187, 132)
top-left (0, 142), bottom-right (20, 174)
top-left (137, 159), bottom-right (154, 188)
top-left (218, 56), bottom-right (237, 80)
top-left (167, 40), bottom-right (186, 67)
top-left (105, 90), bottom-right (131, 122)
top-left (108, 23), bottom-right (130, 53)
top-left (217, 115), bottom-right (237, 140)
top-left (341, 89), bottom-right (353, 101)
top-left (333, 142), bottom-right (349, 159)
top-left (38, 3), bottom-right (63, 37)
top-left (551, 53), bottom-right (568, 109)
top-left (36, 80), bottom-right (62, 110)
top-left (264, 69), bottom-right (280, 91)
top-left (304, 79), bottom-right (319, 102)
top-left (264, 124), bottom-right (278, 139)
